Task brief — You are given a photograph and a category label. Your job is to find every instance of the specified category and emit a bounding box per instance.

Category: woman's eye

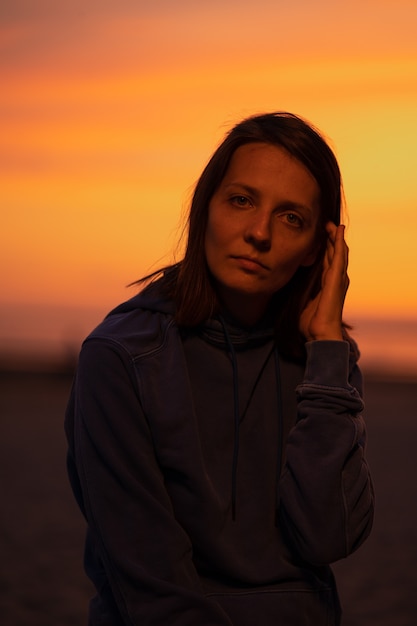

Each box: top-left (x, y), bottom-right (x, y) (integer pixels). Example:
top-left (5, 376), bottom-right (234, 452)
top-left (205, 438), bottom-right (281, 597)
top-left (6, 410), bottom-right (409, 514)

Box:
top-left (285, 213), bottom-right (302, 227)
top-left (231, 195), bottom-right (250, 207)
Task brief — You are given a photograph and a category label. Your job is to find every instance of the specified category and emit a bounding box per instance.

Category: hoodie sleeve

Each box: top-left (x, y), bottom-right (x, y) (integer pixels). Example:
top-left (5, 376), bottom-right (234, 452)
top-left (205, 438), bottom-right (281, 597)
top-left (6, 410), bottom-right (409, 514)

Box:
top-left (278, 340), bottom-right (374, 566)
top-left (65, 338), bottom-right (232, 626)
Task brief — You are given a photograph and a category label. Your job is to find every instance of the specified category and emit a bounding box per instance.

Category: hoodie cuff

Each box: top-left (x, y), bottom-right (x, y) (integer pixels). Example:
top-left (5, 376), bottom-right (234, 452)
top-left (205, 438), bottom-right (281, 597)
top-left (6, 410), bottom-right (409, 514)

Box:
top-left (304, 340), bottom-right (351, 388)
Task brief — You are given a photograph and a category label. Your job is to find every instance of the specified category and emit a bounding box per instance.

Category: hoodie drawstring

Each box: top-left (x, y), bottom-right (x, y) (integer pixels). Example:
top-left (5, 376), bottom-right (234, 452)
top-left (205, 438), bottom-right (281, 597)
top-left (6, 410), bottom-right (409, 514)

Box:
top-left (220, 317), bottom-right (278, 521)
top-left (274, 350), bottom-right (283, 507)
top-left (220, 319), bottom-right (241, 521)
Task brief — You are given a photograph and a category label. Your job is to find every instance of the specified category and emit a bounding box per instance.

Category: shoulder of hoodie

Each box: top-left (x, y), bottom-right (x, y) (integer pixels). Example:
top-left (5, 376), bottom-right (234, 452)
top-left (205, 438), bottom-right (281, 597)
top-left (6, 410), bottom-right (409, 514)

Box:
top-left (82, 281), bottom-right (177, 359)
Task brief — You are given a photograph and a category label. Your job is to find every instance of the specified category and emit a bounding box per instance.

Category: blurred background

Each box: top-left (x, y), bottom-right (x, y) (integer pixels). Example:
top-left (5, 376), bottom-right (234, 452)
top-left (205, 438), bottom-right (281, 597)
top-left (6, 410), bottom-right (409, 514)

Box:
top-left (1, 1), bottom-right (416, 624)
top-left (1, 0), bottom-right (417, 377)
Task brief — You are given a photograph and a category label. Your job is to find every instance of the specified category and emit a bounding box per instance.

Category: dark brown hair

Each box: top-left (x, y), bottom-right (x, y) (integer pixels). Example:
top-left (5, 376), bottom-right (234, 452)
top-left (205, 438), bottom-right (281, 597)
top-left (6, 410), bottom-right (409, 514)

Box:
top-left (142, 112), bottom-right (348, 360)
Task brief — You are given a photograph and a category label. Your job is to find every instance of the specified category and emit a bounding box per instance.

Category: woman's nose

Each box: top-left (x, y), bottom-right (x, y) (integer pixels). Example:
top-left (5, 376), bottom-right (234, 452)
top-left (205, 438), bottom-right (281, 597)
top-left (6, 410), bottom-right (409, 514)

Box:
top-left (243, 211), bottom-right (272, 250)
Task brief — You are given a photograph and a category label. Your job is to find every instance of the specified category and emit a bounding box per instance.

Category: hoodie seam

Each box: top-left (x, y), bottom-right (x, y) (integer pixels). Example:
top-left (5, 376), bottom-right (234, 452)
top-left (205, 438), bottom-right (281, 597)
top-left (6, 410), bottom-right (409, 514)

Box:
top-left (84, 317), bottom-right (176, 362)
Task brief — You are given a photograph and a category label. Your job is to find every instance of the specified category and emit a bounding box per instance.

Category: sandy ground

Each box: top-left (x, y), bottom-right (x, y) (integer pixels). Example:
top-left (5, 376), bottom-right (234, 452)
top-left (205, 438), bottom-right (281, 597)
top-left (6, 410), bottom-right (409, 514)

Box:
top-left (0, 371), bottom-right (416, 625)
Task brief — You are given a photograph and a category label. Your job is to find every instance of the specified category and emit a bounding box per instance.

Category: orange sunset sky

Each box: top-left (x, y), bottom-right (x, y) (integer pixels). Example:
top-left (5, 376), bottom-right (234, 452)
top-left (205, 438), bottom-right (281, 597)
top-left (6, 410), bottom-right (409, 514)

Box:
top-left (1, 0), bottom-right (417, 373)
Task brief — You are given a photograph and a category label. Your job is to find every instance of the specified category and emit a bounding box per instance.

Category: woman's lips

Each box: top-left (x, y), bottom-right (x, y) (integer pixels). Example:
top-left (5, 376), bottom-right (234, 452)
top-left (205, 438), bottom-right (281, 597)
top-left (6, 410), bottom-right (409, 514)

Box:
top-left (232, 256), bottom-right (269, 271)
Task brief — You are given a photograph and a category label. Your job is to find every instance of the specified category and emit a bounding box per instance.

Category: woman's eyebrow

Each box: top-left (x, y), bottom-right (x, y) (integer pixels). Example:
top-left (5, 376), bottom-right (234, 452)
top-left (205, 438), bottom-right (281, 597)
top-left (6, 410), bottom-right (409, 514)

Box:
top-left (222, 182), bottom-right (260, 198)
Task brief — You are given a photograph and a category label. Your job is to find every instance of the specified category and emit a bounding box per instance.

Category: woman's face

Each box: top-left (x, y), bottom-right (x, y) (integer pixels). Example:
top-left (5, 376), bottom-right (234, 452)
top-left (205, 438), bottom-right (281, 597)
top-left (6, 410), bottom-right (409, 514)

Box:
top-left (205, 142), bottom-right (322, 325)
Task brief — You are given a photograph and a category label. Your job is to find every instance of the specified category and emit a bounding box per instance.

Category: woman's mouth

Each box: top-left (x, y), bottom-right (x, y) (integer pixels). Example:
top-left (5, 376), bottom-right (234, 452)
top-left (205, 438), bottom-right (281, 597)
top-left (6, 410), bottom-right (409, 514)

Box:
top-left (232, 256), bottom-right (269, 271)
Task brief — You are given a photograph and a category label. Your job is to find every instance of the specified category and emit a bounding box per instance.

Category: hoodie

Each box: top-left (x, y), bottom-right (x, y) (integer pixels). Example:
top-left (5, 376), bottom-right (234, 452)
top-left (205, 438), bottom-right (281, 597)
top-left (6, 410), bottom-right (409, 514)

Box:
top-left (65, 277), bottom-right (374, 626)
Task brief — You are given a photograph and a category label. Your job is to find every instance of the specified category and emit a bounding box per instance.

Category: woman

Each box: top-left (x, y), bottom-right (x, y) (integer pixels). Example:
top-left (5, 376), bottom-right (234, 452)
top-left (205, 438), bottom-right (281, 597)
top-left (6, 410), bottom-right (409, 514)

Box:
top-left (65, 112), bottom-right (374, 625)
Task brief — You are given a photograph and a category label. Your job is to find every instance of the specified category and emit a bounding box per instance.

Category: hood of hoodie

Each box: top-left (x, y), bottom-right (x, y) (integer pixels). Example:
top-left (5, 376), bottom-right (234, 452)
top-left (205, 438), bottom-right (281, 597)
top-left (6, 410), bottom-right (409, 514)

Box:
top-left (106, 272), bottom-right (277, 352)
top-left (199, 313), bottom-right (276, 351)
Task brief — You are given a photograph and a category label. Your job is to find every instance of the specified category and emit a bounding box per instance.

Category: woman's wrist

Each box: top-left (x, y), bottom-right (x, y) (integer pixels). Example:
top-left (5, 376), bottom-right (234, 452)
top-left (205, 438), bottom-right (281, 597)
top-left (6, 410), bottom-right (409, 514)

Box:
top-left (304, 325), bottom-right (344, 342)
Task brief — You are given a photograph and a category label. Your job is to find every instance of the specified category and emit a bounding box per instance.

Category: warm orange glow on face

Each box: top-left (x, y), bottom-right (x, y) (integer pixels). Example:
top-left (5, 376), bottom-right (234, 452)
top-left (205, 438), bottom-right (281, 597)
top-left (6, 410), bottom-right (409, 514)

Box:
top-left (2, 1), bottom-right (417, 367)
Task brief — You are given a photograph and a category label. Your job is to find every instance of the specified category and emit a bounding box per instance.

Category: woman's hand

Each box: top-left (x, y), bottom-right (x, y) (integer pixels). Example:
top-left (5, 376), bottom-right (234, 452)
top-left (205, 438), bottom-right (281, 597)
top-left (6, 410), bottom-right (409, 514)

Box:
top-left (300, 222), bottom-right (349, 342)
